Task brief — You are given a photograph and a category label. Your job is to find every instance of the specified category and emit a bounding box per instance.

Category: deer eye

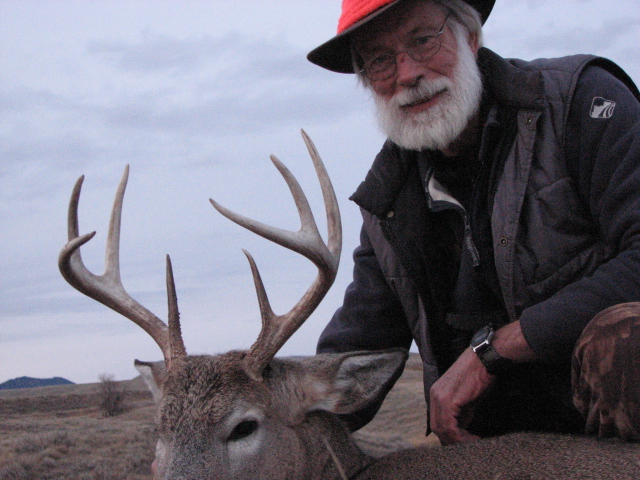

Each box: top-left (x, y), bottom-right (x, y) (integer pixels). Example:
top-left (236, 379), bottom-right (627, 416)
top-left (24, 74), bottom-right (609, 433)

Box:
top-left (228, 420), bottom-right (259, 442)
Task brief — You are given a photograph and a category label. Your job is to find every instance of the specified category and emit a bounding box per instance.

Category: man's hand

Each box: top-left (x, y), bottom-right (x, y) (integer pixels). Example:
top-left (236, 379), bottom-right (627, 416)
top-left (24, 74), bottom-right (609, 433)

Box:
top-left (429, 321), bottom-right (537, 445)
top-left (429, 347), bottom-right (494, 445)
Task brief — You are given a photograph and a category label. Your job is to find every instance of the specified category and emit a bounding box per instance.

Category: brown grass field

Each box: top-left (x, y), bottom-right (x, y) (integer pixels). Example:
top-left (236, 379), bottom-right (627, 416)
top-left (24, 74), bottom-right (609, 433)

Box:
top-left (0, 354), bottom-right (428, 479)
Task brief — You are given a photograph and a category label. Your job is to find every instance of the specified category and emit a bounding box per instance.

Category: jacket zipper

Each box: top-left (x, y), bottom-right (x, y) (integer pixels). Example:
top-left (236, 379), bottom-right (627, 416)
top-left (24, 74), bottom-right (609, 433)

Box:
top-left (424, 168), bottom-right (480, 267)
top-left (463, 215), bottom-right (481, 267)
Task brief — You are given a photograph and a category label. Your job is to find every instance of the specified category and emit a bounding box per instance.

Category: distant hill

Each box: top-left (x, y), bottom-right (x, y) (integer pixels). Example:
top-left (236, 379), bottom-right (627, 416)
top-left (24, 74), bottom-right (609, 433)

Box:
top-left (0, 376), bottom-right (75, 390)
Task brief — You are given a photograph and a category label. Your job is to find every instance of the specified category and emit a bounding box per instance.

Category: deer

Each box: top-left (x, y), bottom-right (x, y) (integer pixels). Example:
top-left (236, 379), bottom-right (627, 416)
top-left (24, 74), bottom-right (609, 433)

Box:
top-left (59, 130), bottom-right (640, 480)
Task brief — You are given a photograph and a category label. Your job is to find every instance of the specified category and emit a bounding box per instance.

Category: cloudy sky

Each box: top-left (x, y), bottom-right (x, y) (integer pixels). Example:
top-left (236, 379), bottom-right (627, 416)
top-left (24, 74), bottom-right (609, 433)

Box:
top-left (1, 0), bottom-right (638, 385)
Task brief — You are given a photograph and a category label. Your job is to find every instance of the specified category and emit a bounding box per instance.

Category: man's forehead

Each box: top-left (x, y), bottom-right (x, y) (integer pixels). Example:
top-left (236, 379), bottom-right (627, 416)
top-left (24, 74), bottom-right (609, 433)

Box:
top-left (353, 0), bottom-right (447, 50)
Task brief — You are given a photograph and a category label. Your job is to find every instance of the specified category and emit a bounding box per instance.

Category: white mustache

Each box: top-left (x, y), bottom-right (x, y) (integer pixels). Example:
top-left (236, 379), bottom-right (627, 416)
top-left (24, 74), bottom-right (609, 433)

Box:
top-left (392, 77), bottom-right (453, 108)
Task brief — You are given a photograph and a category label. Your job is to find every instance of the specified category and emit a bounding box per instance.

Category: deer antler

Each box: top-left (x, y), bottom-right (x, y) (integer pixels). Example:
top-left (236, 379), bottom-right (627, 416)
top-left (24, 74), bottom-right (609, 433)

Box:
top-left (210, 130), bottom-right (341, 381)
top-left (58, 166), bottom-right (187, 369)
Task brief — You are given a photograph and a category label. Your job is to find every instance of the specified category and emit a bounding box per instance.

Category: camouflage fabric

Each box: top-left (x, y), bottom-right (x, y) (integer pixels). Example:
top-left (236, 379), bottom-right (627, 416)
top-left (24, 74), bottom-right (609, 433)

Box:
top-left (572, 302), bottom-right (640, 440)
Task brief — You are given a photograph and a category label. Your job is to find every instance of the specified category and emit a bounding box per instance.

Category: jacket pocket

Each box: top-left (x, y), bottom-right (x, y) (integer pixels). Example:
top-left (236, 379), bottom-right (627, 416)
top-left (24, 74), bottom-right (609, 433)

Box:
top-left (526, 242), bottom-right (612, 301)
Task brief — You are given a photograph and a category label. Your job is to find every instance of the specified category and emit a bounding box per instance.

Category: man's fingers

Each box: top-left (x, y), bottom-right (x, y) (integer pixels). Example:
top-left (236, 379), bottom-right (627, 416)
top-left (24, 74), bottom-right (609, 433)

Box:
top-left (428, 348), bottom-right (496, 444)
top-left (446, 429), bottom-right (481, 445)
top-left (430, 394), bottom-right (462, 443)
top-left (432, 416), bottom-right (475, 445)
top-left (430, 386), bottom-right (480, 445)
top-left (431, 404), bottom-right (479, 445)
top-left (434, 418), bottom-right (477, 445)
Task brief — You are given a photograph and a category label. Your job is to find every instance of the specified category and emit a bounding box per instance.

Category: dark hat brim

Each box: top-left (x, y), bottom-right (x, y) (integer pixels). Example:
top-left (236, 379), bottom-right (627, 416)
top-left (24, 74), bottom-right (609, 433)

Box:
top-left (307, 0), bottom-right (495, 74)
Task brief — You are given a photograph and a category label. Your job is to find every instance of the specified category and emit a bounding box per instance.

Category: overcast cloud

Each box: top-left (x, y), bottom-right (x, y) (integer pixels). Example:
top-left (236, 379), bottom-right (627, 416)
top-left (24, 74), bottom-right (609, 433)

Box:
top-left (1, 0), bottom-right (638, 384)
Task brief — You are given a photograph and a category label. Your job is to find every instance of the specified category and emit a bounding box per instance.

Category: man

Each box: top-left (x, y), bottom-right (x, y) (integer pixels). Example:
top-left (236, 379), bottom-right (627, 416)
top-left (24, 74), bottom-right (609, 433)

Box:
top-left (307, 0), bottom-right (640, 445)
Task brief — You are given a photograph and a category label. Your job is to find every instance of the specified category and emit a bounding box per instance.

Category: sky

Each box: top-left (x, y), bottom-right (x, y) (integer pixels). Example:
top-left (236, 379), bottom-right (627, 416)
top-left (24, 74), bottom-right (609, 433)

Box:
top-left (1, 0), bottom-right (639, 385)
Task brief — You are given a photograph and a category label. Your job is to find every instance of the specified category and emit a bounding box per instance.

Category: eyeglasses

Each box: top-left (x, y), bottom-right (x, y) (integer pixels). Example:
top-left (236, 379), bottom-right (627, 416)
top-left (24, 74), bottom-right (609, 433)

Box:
top-left (357, 13), bottom-right (451, 82)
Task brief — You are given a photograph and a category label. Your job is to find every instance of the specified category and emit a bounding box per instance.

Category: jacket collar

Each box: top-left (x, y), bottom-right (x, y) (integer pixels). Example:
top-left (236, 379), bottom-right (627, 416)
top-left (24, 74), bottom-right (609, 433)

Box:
top-left (478, 48), bottom-right (545, 111)
top-left (350, 140), bottom-right (420, 218)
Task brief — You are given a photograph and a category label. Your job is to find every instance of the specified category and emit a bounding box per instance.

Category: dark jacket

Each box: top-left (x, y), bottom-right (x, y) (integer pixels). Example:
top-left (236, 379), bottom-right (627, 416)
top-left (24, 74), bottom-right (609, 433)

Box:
top-left (318, 48), bottom-right (640, 403)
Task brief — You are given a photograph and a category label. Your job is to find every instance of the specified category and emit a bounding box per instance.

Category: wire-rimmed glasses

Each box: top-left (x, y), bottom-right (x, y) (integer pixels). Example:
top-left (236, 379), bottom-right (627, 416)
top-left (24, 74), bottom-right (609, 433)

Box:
top-left (357, 12), bottom-right (451, 82)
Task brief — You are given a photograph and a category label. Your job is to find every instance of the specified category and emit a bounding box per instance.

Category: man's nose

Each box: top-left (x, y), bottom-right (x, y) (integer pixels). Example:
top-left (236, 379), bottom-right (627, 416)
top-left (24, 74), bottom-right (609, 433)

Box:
top-left (395, 52), bottom-right (424, 87)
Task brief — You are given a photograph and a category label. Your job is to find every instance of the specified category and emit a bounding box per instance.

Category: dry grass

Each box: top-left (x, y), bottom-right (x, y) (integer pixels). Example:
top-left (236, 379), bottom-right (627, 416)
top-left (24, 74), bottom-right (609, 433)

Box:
top-left (0, 378), bottom-right (156, 480)
top-left (0, 355), bottom-right (427, 479)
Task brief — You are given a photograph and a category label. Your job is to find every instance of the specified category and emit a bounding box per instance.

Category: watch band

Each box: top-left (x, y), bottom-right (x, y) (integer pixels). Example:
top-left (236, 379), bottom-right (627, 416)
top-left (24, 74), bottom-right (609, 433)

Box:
top-left (470, 324), bottom-right (514, 375)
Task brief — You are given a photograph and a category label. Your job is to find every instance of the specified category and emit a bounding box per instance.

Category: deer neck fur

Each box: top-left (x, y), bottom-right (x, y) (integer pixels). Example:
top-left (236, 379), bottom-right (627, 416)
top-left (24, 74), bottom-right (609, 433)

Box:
top-left (297, 411), bottom-right (374, 480)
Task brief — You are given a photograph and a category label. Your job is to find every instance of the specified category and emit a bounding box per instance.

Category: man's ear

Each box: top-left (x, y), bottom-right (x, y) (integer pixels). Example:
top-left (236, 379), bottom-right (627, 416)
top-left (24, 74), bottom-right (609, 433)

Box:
top-left (301, 349), bottom-right (408, 415)
top-left (468, 32), bottom-right (480, 56)
top-left (134, 359), bottom-right (167, 404)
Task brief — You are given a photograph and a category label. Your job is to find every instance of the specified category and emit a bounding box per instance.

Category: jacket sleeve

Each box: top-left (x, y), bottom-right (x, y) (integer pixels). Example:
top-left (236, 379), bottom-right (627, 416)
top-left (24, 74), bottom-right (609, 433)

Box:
top-left (318, 224), bottom-right (413, 354)
top-left (520, 65), bottom-right (640, 363)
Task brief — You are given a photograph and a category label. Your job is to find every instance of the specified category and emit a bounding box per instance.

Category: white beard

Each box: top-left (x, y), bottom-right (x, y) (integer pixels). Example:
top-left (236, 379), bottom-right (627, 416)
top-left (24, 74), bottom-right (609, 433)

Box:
top-left (373, 30), bottom-right (483, 151)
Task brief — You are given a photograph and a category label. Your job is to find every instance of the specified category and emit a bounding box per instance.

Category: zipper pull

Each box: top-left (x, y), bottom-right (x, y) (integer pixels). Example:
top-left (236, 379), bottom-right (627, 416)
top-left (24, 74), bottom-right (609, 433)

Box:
top-left (464, 219), bottom-right (481, 267)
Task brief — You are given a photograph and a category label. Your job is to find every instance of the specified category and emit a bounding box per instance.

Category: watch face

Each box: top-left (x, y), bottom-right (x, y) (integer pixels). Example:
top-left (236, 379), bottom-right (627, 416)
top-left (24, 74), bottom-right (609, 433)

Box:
top-left (469, 324), bottom-right (511, 374)
top-left (471, 326), bottom-right (490, 346)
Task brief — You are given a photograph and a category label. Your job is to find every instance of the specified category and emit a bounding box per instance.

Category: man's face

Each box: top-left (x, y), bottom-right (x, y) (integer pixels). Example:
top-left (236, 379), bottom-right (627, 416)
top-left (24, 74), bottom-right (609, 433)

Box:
top-left (353, 0), bottom-right (482, 151)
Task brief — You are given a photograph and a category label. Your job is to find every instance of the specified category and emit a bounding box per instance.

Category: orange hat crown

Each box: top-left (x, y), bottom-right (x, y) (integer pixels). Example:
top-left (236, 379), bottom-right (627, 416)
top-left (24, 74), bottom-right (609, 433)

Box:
top-left (337, 0), bottom-right (395, 34)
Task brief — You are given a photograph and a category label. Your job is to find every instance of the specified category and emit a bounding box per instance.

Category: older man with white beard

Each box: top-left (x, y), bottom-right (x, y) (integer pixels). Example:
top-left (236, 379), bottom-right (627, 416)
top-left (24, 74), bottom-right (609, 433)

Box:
top-left (308, 0), bottom-right (640, 445)
top-left (368, 7), bottom-right (483, 152)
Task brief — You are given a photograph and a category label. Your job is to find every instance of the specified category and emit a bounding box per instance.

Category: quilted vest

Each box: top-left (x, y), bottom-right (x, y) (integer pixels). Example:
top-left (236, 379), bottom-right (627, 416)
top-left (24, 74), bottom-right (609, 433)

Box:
top-left (354, 48), bottom-right (638, 395)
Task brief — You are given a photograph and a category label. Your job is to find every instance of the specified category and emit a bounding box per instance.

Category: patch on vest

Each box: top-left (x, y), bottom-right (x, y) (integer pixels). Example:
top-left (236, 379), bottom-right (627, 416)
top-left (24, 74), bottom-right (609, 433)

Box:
top-left (590, 97), bottom-right (616, 118)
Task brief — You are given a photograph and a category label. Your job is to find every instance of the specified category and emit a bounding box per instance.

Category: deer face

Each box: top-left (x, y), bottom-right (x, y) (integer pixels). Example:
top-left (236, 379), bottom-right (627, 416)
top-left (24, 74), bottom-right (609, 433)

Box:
top-left (59, 132), bottom-right (399, 479)
top-left (137, 350), bottom-right (408, 480)
top-left (145, 353), bottom-right (290, 480)
top-left (158, 353), bottom-right (326, 480)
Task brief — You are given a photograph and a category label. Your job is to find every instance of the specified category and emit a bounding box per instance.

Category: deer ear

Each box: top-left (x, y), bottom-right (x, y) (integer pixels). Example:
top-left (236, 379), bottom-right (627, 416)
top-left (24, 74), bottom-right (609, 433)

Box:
top-left (315, 349), bottom-right (408, 415)
top-left (134, 359), bottom-right (167, 404)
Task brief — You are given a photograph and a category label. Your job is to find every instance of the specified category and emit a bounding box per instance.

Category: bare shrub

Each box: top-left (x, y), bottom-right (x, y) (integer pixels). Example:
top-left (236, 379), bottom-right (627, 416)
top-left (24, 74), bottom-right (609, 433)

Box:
top-left (98, 374), bottom-right (126, 417)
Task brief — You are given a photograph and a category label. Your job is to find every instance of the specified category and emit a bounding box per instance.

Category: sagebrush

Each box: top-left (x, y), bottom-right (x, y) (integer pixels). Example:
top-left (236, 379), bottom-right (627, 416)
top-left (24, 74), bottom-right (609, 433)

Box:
top-left (98, 373), bottom-right (126, 417)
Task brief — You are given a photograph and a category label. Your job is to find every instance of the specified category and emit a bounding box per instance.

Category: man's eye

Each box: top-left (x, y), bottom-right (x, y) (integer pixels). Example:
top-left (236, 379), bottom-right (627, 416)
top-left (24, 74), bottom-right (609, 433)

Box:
top-left (369, 55), bottom-right (390, 68)
top-left (415, 35), bottom-right (434, 47)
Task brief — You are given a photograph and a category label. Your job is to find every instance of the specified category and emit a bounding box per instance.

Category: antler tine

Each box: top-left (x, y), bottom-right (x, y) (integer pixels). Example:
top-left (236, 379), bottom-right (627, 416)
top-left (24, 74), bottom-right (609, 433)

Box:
top-left (165, 255), bottom-right (187, 362)
top-left (300, 129), bottom-right (342, 260)
top-left (210, 131), bottom-right (342, 380)
top-left (58, 166), bottom-right (187, 369)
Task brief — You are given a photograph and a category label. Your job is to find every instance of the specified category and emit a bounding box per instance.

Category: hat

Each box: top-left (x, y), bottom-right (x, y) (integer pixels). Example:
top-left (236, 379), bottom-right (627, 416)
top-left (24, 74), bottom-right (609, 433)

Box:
top-left (308, 0), bottom-right (495, 73)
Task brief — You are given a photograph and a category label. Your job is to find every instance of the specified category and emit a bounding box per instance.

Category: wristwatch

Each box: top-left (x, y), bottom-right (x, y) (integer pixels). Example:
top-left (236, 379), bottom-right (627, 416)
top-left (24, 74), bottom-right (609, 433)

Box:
top-left (470, 324), bottom-right (514, 375)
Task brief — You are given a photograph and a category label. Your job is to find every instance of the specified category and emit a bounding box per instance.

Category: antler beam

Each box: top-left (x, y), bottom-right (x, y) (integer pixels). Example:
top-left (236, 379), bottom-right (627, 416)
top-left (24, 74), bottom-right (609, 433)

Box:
top-left (58, 166), bottom-right (187, 369)
top-left (210, 130), bottom-right (342, 381)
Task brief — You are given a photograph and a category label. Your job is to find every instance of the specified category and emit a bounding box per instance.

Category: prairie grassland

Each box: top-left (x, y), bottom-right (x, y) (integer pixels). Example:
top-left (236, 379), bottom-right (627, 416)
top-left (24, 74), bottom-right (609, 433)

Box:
top-left (0, 379), bottom-right (156, 480)
top-left (0, 355), bottom-right (428, 479)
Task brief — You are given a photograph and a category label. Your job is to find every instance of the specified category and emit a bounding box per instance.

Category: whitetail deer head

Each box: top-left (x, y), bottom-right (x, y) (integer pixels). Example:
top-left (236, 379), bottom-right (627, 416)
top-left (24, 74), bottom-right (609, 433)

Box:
top-left (59, 131), bottom-right (408, 480)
